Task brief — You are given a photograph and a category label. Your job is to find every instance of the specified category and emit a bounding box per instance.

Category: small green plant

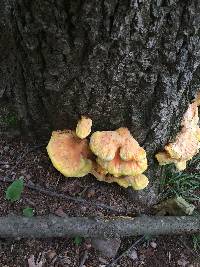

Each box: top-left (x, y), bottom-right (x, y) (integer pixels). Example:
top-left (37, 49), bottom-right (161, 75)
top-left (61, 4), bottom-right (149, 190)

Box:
top-left (5, 178), bottom-right (24, 202)
top-left (0, 113), bottom-right (18, 127)
top-left (144, 234), bottom-right (152, 241)
top-left (23, 207), bottom-right (34, 217)
top-left (74, 236), bottom-right (83, 246)
top-left (192, 234), bottom-right (200, 251)
top-left (160, 160), bottom-right (200, 203)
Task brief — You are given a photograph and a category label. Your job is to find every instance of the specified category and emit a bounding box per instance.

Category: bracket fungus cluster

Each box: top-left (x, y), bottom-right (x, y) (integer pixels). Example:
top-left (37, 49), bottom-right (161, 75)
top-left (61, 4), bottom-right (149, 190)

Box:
top-left (47, 116), bottom-right (149, 191)
top-left (156, 97), bottom-right (200, 171)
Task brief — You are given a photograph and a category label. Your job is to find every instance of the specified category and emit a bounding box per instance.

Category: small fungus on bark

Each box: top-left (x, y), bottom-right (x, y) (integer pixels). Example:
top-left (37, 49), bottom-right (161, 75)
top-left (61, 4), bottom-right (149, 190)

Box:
top-left (156, 99), bottom-right (200, 170)
top-left (76, 116), bottom-right (92, 139)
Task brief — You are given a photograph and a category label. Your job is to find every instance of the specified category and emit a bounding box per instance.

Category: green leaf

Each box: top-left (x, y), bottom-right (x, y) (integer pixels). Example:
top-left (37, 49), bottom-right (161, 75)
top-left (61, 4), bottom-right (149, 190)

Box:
top-left (74, 236), bottom-right (83, 246)
top-left (144, 234), bottom-right (152, 241)
top-left (23, 207), bottom-right (34, 217)
top-left (192, 234), bottom-right (200, 251)
top-left (5, 178), bottom-right (24, 202)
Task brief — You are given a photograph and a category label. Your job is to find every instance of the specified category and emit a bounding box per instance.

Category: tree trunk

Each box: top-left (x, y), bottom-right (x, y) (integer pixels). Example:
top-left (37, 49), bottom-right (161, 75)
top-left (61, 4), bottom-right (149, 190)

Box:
top-left (1, 0), bottom-right (200, 203)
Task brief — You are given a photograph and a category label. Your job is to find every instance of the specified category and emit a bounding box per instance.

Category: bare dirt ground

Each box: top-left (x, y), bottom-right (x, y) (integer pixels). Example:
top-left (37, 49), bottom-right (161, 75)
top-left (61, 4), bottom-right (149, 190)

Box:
top-left (0, 136), bottom-right (199, 267)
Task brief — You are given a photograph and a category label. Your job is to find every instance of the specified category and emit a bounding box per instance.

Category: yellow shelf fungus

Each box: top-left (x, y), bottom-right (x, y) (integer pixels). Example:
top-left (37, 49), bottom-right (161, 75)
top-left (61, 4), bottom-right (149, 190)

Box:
top-left (47, 117), bottom-right (149, 191)
top-left (156, 99), bottom-right (200, 171)
top-left (90, 128), bottom-right (147, 177)
top-left (91, 167), bottom-right (149, 190)
top-left (47, 130), bottom-right (93, 177)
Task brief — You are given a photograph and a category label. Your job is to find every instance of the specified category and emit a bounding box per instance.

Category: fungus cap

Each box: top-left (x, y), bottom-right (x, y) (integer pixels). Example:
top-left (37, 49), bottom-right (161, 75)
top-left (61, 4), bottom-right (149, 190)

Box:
top-left (76, 116), bottom-right (92, 139)
top-left (91, 165), bottom-right (149, 190)
top-left (155, 152), bottom-right (187, 171)
top-left (89, 131), bottom-right (120, 161)
top-left (127, 174), bottom-right (149, 190)
top-left (97, 149), bottom-right (147, 177)
top-left (175, 161), bottom-right (187, 171)
top-left (155, 152), bottom-right (175, 165)
top-left (109, 174), bottom-right (149, 190)
top-left (117, 128), bottom-right (146, 161)
top-left (47, 130), bottom-right (92, 177)
top-left (165, 131), bottom-right (200, 160)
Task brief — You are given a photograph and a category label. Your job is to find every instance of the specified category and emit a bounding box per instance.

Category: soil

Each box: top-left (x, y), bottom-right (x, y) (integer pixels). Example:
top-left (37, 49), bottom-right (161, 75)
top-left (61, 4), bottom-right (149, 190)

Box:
top-left (0, 136), bottom-right (199, 267)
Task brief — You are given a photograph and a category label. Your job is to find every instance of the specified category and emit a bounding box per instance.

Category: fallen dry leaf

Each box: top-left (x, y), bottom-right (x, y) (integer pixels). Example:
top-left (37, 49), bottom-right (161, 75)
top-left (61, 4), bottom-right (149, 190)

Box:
top-left (54, 206), bottom-right (67, 217)
top-left (28, 253), bottom-right (46, 267)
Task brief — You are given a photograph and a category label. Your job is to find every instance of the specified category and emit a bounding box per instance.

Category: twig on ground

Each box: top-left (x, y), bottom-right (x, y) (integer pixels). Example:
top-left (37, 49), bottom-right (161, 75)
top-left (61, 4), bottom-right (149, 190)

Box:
top-left (0, 161), bottom-right (9, 165)
top-left (178, 237), bottom-right (200, 260)
top-left (0, 175), bottom-right (125, 213)
top-left (106, 236), bottom-right (146, 267)
top-left (79, 250), bottom-right (88, 267)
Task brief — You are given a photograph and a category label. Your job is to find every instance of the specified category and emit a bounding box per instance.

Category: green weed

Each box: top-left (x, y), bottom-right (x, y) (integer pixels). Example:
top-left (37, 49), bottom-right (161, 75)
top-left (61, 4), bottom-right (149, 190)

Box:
top-left (23, 207), bottom-right (34, 217)
top-left (192, 234), bottom-right (200, 251)
top-left (74, 236), bottom-right (83, 246)
top-left (0, 113), bottom-right (18, 127)
top-left (160, 155), bottom-right (200, 203)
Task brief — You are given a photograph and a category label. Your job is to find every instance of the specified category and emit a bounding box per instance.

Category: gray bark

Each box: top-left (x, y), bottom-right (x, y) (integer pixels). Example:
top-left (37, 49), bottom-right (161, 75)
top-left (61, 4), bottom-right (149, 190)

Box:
top-left (0, 215), bottom-right (199, 238)
top-left (1, 0), bottom-right (200, 153)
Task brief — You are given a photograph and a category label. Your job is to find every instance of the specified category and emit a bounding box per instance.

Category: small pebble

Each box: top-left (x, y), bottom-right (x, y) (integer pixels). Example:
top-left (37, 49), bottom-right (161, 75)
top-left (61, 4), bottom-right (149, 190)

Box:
top-left (99, 257), bottom-right (109, 264)
top-left (81, 206), bottom-right (87, 212)
top-left (4, 146), bottom-right (9, 152)
top-left (54, 207), bottom-right (67, 217)
top-left (64, 257), bottom-right (71, 265)
top-left (150, 241), bottom-right (157, 249)
top-left (87, 188), bottom-right (95, 198)
top-left (85, 240), bottom-right (92, 250)
top-left (129, 249), bottom-right (138, 261)
top-left (92, 238), bottom-right (121, 258)
top-left (4, 164), bottom-right (10, 169)
top-left (47, 250), bottom-right (57, 260)
top-left (26, 174), bottom-right (31, 180)
top-left (140, 254), bottom-right (146, 261)
top-left (177, 258), bottom-right (189, 267)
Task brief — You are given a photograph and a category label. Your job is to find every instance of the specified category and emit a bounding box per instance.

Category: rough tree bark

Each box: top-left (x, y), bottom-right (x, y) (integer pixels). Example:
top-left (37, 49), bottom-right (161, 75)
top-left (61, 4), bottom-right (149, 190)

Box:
top-left (1, 0), bottom-right (200, 204)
